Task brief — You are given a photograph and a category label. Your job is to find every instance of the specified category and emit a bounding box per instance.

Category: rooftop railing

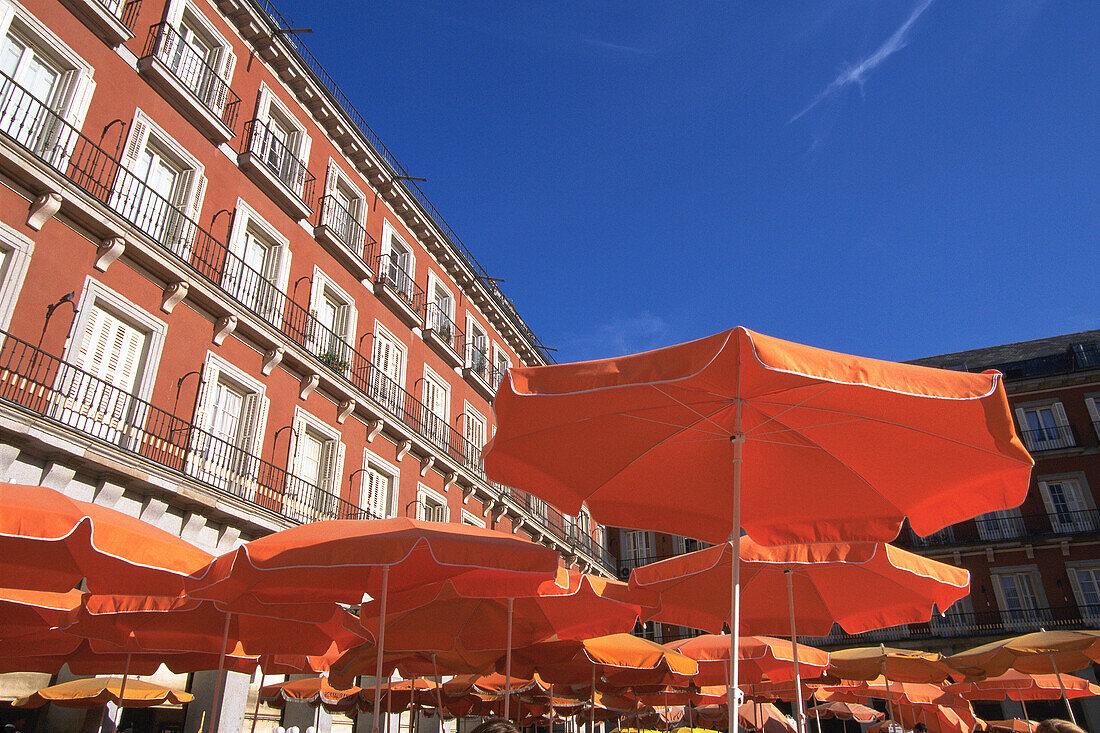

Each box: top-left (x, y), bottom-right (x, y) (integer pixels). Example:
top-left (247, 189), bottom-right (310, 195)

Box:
top-left (142, 22), bottom-right (240, 132)
top-left (0, 329), bottom-right (370, 524)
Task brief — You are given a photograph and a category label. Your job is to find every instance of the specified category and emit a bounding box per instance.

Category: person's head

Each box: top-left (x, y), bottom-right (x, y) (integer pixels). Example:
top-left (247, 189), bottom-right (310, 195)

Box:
top-left (469, 719), bottom-right (520, 733)
top-left (1035, 720), bottom-right (1086, 733)
top-left (913, 723), bottom-right (927, 733)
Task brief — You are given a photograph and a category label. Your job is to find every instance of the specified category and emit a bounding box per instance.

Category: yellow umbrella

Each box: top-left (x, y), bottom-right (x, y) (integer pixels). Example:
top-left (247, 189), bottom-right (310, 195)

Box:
top-left (828, 646), bottom-right (952, 684)
top-left (13, 677), bottom-right (193, 708)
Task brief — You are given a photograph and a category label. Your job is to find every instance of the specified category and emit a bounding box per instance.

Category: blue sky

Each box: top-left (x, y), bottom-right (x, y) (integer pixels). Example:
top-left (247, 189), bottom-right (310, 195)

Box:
top-left (276, 0), bottom-right (1098, 363)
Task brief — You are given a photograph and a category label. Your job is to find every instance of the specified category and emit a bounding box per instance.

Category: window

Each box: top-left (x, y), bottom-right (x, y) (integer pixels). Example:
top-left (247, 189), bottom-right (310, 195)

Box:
top-left (1086, 396), bottom-right (1100, 441)
top-left (1015, 402), bottom-right (1074, 451)
top-left (620, 530), bottom-right (654, 570)
top-left (380, 223), bottom-right (415, 300)
top-left (992, 568), bottom-right (1047, 629)
top-left (1037, 476), bottom-right (1097, 534)
top-left (1068, 565), bottom-right (1100, 624)
top-left (224, 200), bottom-right (288, 327)
top-left (930, 596), bottom-right (975, 637)
top-left (466, 319), bottom-right (490, 379)
top-left (359, 453), bottom-right (397, 520)
top-left (308, 268), bottom-right (356, 374)
top-left (463, 405), bottom-right (486, 468)
top-left (320, 160), bottom-right (367, 255)
top-left (369, 326), bottom-right (405, 414)
top-left (426, 275), bottom-right (456, 346)
top-left (461, 510), bottom-right (485, 528)
top-left (0, 0), bottom-right (95, 164)
top-left (56, 279), bottom-right (166, 447)
top-left (673, 536), bottom-right (707, 556)
top-left (421, 368), bottom-right (449, 449)
top-left (0, 221), bottom-right (32, 334)
top-left (288, 408), bottom-right (345, 523)
top-left (153, 1), bottom-right (235, 117)
top-left (112, 110), bottom-right (205, 257)
top-left (188, 353), bottom-right (268, 497)
top-left (974, 508), bottom-right (1025, 541)
top-left (417, 486), bottom-right (448, 523)
top-left (251, 83), bottom-right (311, 195)
top-left (492, 346), bottom-right (510, 391)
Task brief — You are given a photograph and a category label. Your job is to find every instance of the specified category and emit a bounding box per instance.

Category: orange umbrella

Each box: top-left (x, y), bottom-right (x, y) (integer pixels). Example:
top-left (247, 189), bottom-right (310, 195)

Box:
top-left (806, 701), bottom-right (883, 723)
top-left (0, 635), bottom-right (259, 675)
top-left (485, 326), bottom-right (1030, 726)
top-left (829, 647), bottom-right (954, 684)
top-left (668, 635), bottom-right (829, 686)
top-left (984, 720), bottom-right (1041, 733)
top-left (945, 629), bottom-right (1100, 728)
top-left (0, 587), bottom-right (83, 636)
top-left (820, 678), bottom-right (963, 707)
top-left (632, 539), bottom-right (966, 730)
top-left (0, 483), bottom-right (214, 594)
top-left (893, 700), bottom-right (979, 733)
top-left (738, 701), bottom-right (795, 733)
top-left (947, 670), bottom-right (1100, 730)
top-left (258, 677), bottom-right (361, 710)
top-left (12, 677), bottom-right (192, 708)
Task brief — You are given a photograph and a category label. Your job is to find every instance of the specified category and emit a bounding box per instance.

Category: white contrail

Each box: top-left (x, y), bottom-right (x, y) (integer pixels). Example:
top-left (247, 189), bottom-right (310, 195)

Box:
top-left (790, 0), bottom-right (934, 123)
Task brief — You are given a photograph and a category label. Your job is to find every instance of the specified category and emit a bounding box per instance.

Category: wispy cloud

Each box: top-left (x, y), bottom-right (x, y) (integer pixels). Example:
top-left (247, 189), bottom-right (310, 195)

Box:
top-left (582, 38), bottom-right (652, 55)
top-left (560, 311), bottom-right (673, 360)
top-left (790, 0), bottom-right (935, 123)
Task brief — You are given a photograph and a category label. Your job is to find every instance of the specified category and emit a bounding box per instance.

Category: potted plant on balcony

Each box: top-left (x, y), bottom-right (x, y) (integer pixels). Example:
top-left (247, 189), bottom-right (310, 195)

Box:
top-left (436, 322), bottom-right (452, 344)
top-left (317, 351), bottom-right (350, 372)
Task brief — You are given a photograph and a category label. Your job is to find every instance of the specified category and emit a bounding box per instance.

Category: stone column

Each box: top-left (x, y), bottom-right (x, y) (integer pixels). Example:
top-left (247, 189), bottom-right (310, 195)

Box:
top-left (186, 670), bottom-right (250, 733)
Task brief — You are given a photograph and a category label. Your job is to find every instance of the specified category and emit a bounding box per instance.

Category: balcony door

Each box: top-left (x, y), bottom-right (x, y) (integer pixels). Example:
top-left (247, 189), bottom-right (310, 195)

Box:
top-left (428, 284), bottom-right (452, 337)
top-left (0, 28), bottom-right (64, 153)
top-left (421, 372), bottom-right (448, 448)
top-left (1017, 403), bottom-right (1072, 451)
top-left (370, 331), bottom-right (404, 414)
top-left (995, 571), bottom-right (1044, 629)
top-left (225, 227), bottom-right (281, 324)
top-left (621, 529), bottom-right (654, 570)
top-left (168, 20), bottom-right (217, 101)
top-left (1039, 478), bottom-right (1097, 534)
top-left (975, 509), bottom-right (1024, 541)
top-left (1070, 567), bottom-right (1100, 624)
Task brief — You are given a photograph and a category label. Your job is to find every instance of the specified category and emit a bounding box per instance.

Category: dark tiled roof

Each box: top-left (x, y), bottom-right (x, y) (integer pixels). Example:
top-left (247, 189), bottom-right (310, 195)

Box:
top-left (907, 329), bottom-right (1100, 378)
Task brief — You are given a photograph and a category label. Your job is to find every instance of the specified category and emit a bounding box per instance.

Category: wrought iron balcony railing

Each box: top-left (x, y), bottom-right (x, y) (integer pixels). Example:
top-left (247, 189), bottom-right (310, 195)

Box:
top-left (0, 330), bottom-right (370, 524)
top-left (375, 252), bottom-right (426, 317)
top-left (1020, 424), bottom-right (1078, 452)
top-left (425, 302), bottom-right (463, 354)
top-left (141, 22), bottom-right (240, 132)
top-left (906, 509), bottom-right (1100, 548)
top-left (242, 117), bottom-right (315, 210)
top-left (0, 70), bottom-right (616, 572)
top-left (318, 194), bottom-right (376, 261)
top-left (466, 342), bottom-right (492, 382)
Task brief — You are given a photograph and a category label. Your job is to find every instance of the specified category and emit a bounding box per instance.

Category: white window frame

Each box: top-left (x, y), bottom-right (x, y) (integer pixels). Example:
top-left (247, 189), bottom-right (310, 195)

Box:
top-left (416, 483), bottom-right (449, 523)
top-left (321, 158), bottom-right (367, 245)
top-left (62, 276), bottom-right (167, 406)
top-left (492, 343), bottom-right (511, 389)
top-left (620, 529), bottom-right (655, 570)
top-left (421, 365), bottom-right (450, 448)
top-left (460, 509), bottom-right (485, 528)
top-left (0, 0), bottom-right (96, 131)
top-left (1065, 560), bottom-right (1100, 625)
top-left (462, 402), bottom-right (486, 467)
top-left (160, 0), bottom-right (236, 109)
top-left (1036, 473), bottom-right (1098, 534)
top-left (0, 221), bottom-right (33, 335)
top-left (990, 565), bottom-right (1049, 629)
top-left (426, 270), bottom-right (454, 325)
top-left (193, 351), bottom-right (268, 453)
top-left (974, 507), bottom-right (1025, 541)
top-left (308, 265), bottom-right (357, 365)
top-left (225, 197), bottom-right (292, 325)
top-left (372, 322), bottom-right (407, 388)
top-left (379, 219), bottom-right (414, 290)
top-left (255, 81), bottom-right (310, 164)
top-left (1085, 395), bottom-right (1100, 440)
top-left (1015, 399), bottom-right (1073, 451)
top-left (465, 315), bottom-right (489, 369)
top-left (287, 406), bottom-right (345, 520)
top-left (359, 450), bottom-right (399, 520)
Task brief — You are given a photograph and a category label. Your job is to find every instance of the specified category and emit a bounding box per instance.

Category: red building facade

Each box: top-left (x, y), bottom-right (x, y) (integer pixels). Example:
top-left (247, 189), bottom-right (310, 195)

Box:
top-left (0, 0), bottom-right (611, 729)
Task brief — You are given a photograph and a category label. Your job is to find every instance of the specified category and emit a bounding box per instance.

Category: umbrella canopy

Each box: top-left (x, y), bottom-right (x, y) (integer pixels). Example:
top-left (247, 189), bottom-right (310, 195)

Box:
top-left (186, 517), bottom-right (561, 611)
top-left (259, 678), bottom-right (361, 710)
top-left (0, 483), bottom-right (213, 594)
top-left (0, 587), bottom-right (83, 636)
top-left (442, 673), bottom-right (550, 697)
top-left (505, 633), bottom-right (699, 687)
top-left (893, 700), bottom-right (979, 733)
top-left (484, 326), bottom-right (1031, 546)
top-left (984, 720), bottom-right (1040, 733)
top-left (829, 647), bottom-right (954, 684)
top-left (739, 701), bottom-right (796, 733)
top-left (357, 569), bottom-right (651, 652)
top-left (12, 677), bottom-right (193, 708)
top-left (945, 630), bottom-right (1100, 679)
top-left (630, 539), bottom-right (970, 637)
top-left (806, 702), bottom-right (883, 723)
top-left (668, 634), bottom-right (829, 685)
top-left (61, 593), bottom-right (365, 656)
top-left (820, 678), bottom-right (963, 707)
top-left (947, 670), bottom-right (1100, 701)
top-left (357, 679), bottom-right (442, 712)
top-left (628, 686), bottom-right (728, 707)
top-left (0, 634), bottom-right (259, 675)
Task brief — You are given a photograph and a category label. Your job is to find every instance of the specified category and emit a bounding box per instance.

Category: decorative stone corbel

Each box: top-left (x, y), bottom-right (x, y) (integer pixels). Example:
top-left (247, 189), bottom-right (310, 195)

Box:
top-left (161, 281), bottom-right (188, 313)
top-left (490, 501), bottom-right (507, 521)
top-left (26, 192), bottom-right (61, 230)
top-left (365, 419), bottom-right (383, 443)
top-left (985, 547), bottom-right (995, 563)
top-left (1060, 541), bottom-right (1070, 557)
top-left (262, 346), bottom-right (285, 376)
top-left (443, 472), bottom-right (458, 492)
top-left (419, 455), bottom-right (434, 477)
top-left (1025, 544), bottom-right (1034, 559)
top-left (395, 439), bottom-right (412, 462)
top-left (511, 518), bottom-right (526, 534)
top-left (212, 315), bottom-right (237, 346)
top-left (299, 373), bottom-right (319, 399)
top-left (94, 237), bottom-right (125, 272)
top-left (337, 399), bottom-right (355, 424)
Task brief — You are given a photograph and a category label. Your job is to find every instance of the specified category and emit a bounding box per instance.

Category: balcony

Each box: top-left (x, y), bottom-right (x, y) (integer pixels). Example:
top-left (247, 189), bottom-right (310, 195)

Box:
top-left (906, 509), bottom-right (1100, 548)
top-left (373, 253), bottom-right (425, 328)
top-left (315, 194), bottom-right (377, 281)
top-left (59, 0), bottom-right (139, 47)
top-left (239, 118), bottom-right (315, 220)
top-left (464, 343), bottom-right (496, 400)
top-left (0, 329), bottom-right (371, 525)
top-left (137, 23), bottom-right (240, 144)
top-left (1020, 424), bottom-right (1078, 452)
top-left (423, 303), bottom-right (464, 367)
top-left (0, 76), bottom-right (617, 573)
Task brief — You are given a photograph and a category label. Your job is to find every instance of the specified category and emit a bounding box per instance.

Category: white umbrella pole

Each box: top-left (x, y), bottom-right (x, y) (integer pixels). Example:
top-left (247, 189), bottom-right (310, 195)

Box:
top-left (116, 652), bottom-right (132, 720)
top-left (1047, 655), bottom-right (1077, 725)
top-left (550, 684), bottom-right (555, 730)
top-left (589, 664), bottom-right (596, 733)
top-left (785, 570), bottom-right (806, 733)
top-left (728, 397), bottom-right (744, 733)
top-left (1019, 695), bottom-right (1033, 733)
top-left (372, 566), bottom-right (391, 733)
top-left (431, 655), bottom-right (446, 731)
top-left (811, 692), bottom-right (822, 733)
top-left (505, 597), bottom-right (514, 721)
top-left (209, 612), bottom-right (233, 733)
top-left (249, 673), bottom-right (263, 733)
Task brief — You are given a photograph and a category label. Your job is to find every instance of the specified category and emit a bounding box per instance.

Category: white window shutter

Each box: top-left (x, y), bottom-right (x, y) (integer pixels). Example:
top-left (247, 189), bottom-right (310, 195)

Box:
top-left (120, 115), bottom-right (150, 170)
top-left (344, 301), bottom-right (357, 347)
top-left (251, 395), bottom-right (270, 458)
top-left (237, 392), bottom-right (258, 451)
top-left (76, 306), bottom-right (105, 371)
top-left (318, 438), bottom-right (336, 494)
top-left (194, 362), bottom-right (221, 431)
top-left (1052, 402), bottom-right (1069, 426)
top-left (220, 46), bottom-right (237, 86)
top-left (188, 170), bottom-right (207, 222)
top-left (64, 73), bottom-right (96, 132)
top-left (212, 47), bottom-right (236, 115)
top-left (333, 440), bottom-right (346, 504)
top-left (295, 131), bottom-right (312, 194)
top-left (255, 85), bottom-right (272, 123)
top-left (325, 160), bottom-right (338, 195)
